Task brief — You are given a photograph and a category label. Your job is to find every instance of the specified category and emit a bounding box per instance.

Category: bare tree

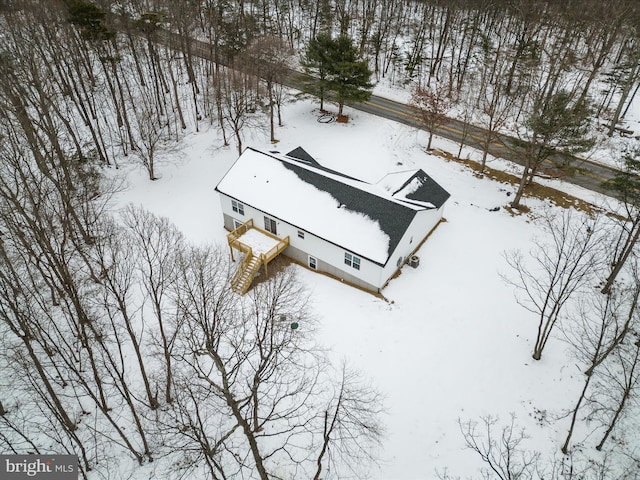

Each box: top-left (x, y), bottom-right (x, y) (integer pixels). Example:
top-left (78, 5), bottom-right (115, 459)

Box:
top-left (459, 414), bottom-right (540, 480)
top-left (455, 82), bottom-right (475, 160)
top-left (590, 332), bottom-right (640, 451)
top-left (133, 88), bottom-right (175, 181)
top-left (312, 363), bottom-right (384, 480)
top-left (503, 209), bottom-right (605, 360)
top-left (410, 82), bottom-right (454, 151)
top-left (560, 280), bottom-right (640, 453)
top-left (601, 149), bottom-right (640, 294)
top-left (169, 249), bottom-right (384, 478)
top-left (162, 375), bottom-right (238, 479)
top-left (473, 64), bottom-right (515, 173)
top-left (91, 217), bottom-right (160, 412)
top-left (0, 126), bottom-right (151, 468)
top-left (218, 67), bottom-right (255, 155)
top-left (121, 205), bottom-right (184, 404)
top-left (245, 35), bottom-right (293, 143)
top-left (605, 44), bottom-right (640, 137)
top-left (449, 413), bottom-right (633, 480)
top-left (172, 255), bottom-right (313, 479)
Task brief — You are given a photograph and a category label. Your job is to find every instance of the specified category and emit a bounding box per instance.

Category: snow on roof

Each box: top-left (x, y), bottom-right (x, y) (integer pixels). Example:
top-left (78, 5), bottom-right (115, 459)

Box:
top-left (378, 170), bottom-right (451, 209)
top-left (216, 148), bottom-right (450, 265)
top-left (237, 228), bottom-right (282, 255)
top-left (394, 177), bottom-right (436, 208)
top-left (377, 170), bottom-right (416, 194)
top-left (286, 146), bottom-right (320, 166)
top-left (217, 149), bottom-right (390, 263)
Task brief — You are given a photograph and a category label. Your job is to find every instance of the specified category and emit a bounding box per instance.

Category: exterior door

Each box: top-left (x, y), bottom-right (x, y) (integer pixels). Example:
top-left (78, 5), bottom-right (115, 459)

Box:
top-left (264, 216), bottom-right (277, 235)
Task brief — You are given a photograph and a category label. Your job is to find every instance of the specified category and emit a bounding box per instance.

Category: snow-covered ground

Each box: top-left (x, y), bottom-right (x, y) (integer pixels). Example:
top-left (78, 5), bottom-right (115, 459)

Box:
top-left (116, 98), bottom-right (620, 479)
top-left (373, 74), bottom-right (640, 172)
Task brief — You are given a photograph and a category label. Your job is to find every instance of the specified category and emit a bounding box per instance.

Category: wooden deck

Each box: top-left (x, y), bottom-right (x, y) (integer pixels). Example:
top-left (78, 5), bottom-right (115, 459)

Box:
top-left (227, 219), bottom-right (290, 294)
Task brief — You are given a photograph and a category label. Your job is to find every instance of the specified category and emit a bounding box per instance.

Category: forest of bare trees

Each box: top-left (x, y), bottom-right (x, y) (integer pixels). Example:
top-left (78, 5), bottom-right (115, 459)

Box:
top-left (2, 0), bottom-right (640, 478)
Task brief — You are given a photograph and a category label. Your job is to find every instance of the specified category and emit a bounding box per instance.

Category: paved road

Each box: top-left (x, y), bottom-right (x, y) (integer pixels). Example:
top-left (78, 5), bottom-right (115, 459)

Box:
top-left (352, 95), bottom-right (620, 196)
top-left (266, 65), bottom-right (623, 198)
top-left (168, 30), bottom-right (622, 198)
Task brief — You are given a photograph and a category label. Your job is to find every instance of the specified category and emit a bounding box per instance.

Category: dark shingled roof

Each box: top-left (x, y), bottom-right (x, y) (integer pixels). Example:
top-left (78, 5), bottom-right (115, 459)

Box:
top-left (393, 170), bottom-right (451, 208)
top-left (286, 147), bottom-right (319, 166)
top-left (279, 158), bottom-right (417, 266)
top-left (285, 147), bottom-right (361, 182)
top-left (221, 147), bottom-right (450, 266)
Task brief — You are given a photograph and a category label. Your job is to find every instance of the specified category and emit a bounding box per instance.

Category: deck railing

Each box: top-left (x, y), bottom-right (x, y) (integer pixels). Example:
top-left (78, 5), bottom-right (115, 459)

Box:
top-left (227, 219), bottom-right (290, 293)
top-left (228, 219), bottom-right (255, 254)
top-left (261, 236), bottom-right (290, 264)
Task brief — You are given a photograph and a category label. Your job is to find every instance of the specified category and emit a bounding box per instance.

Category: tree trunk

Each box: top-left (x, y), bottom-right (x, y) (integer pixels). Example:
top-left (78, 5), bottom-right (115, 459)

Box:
top-left (268, 83), bottom-right (276, 142)
top-left (602, 223), bottom-right (640, 294)
top-left (596, 342), bottom-right (640, 451)
top-left (212, 354), bottom-right (269, 480)
top-left (510, 166), bottom-right (530, 208)
top-left (608, 62), bottom-right (640, 137)
top-left (562, 373), bottom-right (593, 453)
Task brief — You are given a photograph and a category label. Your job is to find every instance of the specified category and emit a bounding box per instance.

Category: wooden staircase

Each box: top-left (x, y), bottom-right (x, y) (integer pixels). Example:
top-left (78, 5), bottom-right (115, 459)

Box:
top-left (227, 219), bottom-right (290, 295)
top-left (231, 250), bottom-right (262, 294)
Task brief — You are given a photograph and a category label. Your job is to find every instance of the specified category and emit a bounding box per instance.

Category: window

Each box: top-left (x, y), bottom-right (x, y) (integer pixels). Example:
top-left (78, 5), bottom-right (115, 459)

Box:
top-left (264, 216), bottom-right (277, 235)
top-left (298, 230), bottom-right (305, 239)
top-left (344, 252), bottom-right (361, 270)
top-left (231, 200), bottom-right (244, 215)
top-left (308, 256), bottom-right (317, 270)
top-left (344, 252), bottom-right (353, 267)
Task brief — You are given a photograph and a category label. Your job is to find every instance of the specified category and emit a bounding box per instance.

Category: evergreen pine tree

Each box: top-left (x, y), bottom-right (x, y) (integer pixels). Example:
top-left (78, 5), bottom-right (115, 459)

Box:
top-left (303, 34), bottom-right (373, 117)
top-left (326, 35), bottom-right (373, 117)
top-left (302, 33), bottom-right (334, 111)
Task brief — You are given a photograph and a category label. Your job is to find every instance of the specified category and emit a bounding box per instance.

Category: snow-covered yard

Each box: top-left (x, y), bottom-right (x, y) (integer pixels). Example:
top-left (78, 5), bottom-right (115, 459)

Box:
top-left (116, 98), bottom-right (621, 478)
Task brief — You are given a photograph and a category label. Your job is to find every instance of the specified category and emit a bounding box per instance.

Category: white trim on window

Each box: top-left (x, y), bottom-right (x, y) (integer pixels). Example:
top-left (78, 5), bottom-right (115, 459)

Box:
top-left (308, 256), bottom-right (317, 270)
top-left (264, 216), bottom-right (277, 235)
top-left (344, 252), bottom-right (361, 270)
top-left (231, 200), bottom-right (244, 215)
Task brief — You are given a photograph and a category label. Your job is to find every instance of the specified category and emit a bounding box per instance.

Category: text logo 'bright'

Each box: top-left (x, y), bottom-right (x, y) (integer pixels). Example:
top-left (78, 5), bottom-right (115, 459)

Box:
top-left (1, 455), bottom-right (77, 479)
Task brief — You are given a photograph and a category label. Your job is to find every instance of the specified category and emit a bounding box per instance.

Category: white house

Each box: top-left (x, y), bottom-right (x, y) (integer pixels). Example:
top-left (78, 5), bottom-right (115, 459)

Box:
top-left (215, 147), bottom-right (450, 293)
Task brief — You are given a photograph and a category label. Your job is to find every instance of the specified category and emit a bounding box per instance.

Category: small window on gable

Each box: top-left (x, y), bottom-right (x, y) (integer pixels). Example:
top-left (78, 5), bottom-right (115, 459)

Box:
top-left (298, 230), bottom-right (305, 239)
top-left (232, 200), bottom-right (244, 215)
top-left (344, 252), bottom-right (361, 270)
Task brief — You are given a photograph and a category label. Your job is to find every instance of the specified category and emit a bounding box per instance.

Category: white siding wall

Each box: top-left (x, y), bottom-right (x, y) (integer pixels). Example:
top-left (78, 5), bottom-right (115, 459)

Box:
top-left (378, 206), bottom-right (445, 287)
top-left (219, 194), bottom-right (385, 289)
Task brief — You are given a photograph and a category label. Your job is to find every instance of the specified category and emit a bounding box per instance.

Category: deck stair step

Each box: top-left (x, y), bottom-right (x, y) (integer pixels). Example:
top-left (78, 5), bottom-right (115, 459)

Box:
top-left (227, 220), bottom-right (290, 295)
top-left (231, 253), bottom-right (262, 294)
